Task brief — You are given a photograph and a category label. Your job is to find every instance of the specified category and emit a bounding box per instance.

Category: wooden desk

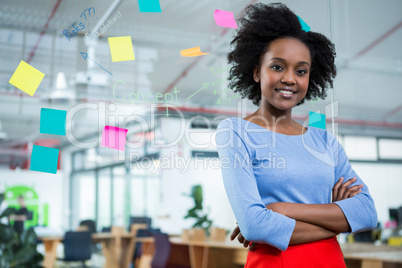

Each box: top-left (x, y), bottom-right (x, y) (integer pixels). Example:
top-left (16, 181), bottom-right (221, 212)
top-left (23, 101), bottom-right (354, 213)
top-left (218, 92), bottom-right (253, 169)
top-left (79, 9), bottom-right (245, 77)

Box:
top-left (38, 232), bottom-right (140, 268)
top-left (139, 238), bottom-right (402, 268)
top-left (170, 237), bottom-right (246, 268)
top-left (341, 243), bottom-right (402, 268)
top-left (39, 236), bottom-right (63, 268)
top-left (138, 236), bottom-right (246, 268)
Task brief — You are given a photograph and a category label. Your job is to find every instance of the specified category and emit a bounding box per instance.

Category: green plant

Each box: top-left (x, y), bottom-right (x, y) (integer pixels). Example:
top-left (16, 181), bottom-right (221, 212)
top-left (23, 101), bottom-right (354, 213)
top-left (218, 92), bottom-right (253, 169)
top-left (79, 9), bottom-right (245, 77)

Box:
top-left (183, 185), bottom-right (213, 233)
top-left (0, 193), bottom-right (43, 268)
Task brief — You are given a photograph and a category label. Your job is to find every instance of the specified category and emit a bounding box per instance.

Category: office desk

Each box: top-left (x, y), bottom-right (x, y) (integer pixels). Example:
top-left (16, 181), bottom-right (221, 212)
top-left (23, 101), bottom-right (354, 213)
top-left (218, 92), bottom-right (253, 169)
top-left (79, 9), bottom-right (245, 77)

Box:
top-left (38, 233), bottom-right (139, 268)
top-left (139, 238), bottom-right (402, 268)
top-left (138, 236), bottom-right (245, 268)
top-left (341, 243), bottom-right (402, 268)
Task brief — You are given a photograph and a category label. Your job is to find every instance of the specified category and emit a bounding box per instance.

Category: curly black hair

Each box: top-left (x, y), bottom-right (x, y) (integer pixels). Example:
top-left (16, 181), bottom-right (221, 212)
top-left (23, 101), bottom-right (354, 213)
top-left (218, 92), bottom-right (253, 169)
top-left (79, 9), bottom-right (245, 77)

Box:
top-left (227, 2), bottom-right (337, 106)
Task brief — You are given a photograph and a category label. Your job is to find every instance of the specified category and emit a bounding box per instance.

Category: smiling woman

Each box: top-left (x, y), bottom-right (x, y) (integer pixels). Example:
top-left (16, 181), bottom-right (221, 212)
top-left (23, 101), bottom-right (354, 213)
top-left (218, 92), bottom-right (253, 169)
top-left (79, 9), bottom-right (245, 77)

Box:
top-left (216, 2), bottom-right (377, 268)
top-left (112, 80), bottom-right (180, 104)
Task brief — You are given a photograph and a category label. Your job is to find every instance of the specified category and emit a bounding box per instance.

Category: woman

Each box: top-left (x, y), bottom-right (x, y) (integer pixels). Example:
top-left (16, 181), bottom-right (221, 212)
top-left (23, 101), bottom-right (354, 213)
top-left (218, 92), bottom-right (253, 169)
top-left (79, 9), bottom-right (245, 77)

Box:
top-left (215, 3), bottom-right (378, 267)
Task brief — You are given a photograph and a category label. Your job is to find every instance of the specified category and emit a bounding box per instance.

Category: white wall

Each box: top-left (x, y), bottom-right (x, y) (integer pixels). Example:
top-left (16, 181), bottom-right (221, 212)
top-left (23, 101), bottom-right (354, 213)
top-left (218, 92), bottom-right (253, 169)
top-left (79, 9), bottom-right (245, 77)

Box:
top-left (351, 163), bottom-right (402, 225)
top-left (0, 168), bottom-right (64, 229)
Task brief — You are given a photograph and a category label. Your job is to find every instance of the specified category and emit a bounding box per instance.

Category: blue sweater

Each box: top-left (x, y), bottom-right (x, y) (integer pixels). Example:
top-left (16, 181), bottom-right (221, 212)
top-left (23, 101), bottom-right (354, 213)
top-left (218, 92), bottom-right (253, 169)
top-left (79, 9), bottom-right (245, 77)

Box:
top-left (215, 117), bottom-right (378, 251)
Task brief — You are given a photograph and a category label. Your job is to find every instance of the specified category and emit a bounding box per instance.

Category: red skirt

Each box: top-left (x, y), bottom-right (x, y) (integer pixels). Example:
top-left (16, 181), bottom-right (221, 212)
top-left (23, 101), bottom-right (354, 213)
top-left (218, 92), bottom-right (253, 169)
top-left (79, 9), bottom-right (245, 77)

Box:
top-left (244, 236), bottom-right (346, 268)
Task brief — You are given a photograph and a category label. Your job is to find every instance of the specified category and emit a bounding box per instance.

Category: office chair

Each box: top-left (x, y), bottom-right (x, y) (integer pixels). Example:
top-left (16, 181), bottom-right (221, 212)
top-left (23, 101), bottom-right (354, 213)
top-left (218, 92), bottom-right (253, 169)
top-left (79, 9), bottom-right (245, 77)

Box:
top-left (79, 219), bottom-right (97, 234)
top-left (129, 216), bottom-right (152, 231)
top-left (57, 231), bottom-right (92, 268)
top-left (149, 232), bottom-right (188, 268)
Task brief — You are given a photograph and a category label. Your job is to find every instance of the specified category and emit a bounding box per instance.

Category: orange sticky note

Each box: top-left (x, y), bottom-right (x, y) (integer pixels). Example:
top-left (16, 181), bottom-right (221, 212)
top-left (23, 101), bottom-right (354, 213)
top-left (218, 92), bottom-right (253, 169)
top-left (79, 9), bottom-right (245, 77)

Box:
top-left (180, 47), bottom-right (210, 57)
top-left (108, 36), bottom-right (135, 62)
top-left (9, 60), bottom-right (45, 96)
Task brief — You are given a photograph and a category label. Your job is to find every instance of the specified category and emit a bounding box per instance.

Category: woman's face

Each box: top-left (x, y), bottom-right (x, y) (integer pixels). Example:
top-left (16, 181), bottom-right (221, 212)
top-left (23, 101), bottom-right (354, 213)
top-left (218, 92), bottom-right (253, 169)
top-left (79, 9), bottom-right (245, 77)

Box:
top-left (254, 37), bottom-right (311, 111)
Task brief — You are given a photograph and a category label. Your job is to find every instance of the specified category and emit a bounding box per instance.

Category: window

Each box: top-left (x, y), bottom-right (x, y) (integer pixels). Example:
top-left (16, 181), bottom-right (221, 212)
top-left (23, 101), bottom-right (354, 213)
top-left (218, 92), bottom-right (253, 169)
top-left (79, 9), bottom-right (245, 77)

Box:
top-left (343, 136), bottom-right (377, 160)
top-left (379, 139), bottom-right (402, 159)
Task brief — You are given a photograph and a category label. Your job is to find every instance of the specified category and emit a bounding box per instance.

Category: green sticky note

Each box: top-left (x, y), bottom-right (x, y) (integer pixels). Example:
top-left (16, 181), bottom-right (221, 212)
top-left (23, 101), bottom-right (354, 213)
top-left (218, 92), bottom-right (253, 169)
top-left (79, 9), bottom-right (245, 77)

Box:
top-left (138, 0), bottom-right (161, 12)
top-left (40, 108), bottom-right (67, 135)
top-left (297, 15), bottom-right (311, 32)
top-left (30, 145), bottom-right (59, 174)
top-left (309, 111), bottom-right (326, 129)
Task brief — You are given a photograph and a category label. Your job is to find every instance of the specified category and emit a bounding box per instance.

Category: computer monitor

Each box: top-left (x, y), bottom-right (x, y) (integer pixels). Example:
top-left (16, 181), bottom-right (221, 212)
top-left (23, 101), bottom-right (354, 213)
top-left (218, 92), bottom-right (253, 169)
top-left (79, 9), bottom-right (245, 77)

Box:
top-left (389, 208), bottom-right (399, 225)
top-left (398, 207), bottom-right (402, 226)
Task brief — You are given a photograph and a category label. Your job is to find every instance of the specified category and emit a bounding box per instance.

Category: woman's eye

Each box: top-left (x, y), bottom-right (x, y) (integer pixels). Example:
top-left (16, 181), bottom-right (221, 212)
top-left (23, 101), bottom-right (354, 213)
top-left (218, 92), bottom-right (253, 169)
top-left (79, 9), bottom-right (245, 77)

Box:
top-left (271, 65), bottom-right (283, 71)
top-left (297, 69), bottom-right (307, 75)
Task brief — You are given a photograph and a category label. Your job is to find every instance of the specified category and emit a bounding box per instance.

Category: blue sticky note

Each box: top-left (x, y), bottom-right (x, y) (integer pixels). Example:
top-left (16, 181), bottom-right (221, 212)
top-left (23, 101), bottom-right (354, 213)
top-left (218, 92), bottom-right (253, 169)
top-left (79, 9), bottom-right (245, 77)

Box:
top-left (30, 145), bottom-right (59, 174)
top-left (297, 15), bottom-right (311, 32)
top-left (40, 108), bottom-right (66, 135)
top-left (138, 0), bottom-right (161, 12)
top-left (309, 111), bottom-right (326, 129)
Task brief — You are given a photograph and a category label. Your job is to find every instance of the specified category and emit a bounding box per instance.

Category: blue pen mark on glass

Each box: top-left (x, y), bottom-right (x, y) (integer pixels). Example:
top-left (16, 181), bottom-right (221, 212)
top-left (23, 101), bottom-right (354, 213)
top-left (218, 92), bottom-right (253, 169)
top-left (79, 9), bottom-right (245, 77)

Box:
top-left (297, 15), bottom-right (311, 32)
top-left (63, 7), bottom-right (94, 41)
top-left (80, 7), bottom-right (95, 20)
top-left (80, 52), bottom-right (112, 76)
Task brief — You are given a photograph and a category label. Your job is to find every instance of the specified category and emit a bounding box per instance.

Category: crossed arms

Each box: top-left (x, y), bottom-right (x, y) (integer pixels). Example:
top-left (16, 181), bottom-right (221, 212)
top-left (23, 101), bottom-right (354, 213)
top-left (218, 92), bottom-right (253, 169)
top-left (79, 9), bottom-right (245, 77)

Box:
top-left (232, 177), bottom-right (363, 249)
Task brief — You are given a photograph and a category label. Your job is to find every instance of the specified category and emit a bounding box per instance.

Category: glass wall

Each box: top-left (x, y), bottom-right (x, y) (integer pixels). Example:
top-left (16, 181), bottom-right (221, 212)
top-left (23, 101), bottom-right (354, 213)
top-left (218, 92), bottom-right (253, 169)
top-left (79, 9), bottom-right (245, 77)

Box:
top-left (69, 147), bottom-right (161, 230)
top-left (98, 168), bottom-right (112, 230)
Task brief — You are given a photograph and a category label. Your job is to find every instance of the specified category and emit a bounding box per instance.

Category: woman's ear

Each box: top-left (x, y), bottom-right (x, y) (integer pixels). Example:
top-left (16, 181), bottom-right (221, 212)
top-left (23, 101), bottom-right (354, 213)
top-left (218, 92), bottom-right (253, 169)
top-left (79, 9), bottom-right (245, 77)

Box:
top-left (253, 65), bottom-right (260, 83)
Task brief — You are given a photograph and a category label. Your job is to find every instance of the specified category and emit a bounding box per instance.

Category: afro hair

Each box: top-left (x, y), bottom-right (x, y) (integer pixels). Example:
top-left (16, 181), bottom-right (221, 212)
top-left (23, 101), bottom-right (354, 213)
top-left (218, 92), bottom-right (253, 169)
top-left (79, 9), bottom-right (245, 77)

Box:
top-left (227, 2), bottom-right (337, 106)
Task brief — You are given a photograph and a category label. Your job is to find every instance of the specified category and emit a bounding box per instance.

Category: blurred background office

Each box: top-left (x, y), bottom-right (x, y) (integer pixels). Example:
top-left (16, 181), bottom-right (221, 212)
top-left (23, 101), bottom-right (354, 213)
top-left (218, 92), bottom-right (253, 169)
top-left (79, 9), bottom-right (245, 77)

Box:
top-left (0, 0), bottom-right (401, 267)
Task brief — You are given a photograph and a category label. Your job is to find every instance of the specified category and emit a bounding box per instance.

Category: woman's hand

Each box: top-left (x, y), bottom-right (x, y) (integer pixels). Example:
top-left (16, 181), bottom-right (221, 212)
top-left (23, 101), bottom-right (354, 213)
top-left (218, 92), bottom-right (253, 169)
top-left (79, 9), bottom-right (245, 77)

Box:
top-left (332, 177), bottom-right (363, 202)
top-left (230, 223), bottom-right (257, 251)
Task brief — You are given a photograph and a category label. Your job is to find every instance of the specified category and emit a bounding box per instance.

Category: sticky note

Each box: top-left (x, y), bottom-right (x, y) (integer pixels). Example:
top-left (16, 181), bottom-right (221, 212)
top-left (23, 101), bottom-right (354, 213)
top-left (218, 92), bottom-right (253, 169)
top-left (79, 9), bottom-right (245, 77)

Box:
top-left (180, 47), bottom-right (210, 57)
top-left (108, 36), bottom-right (135, 62)
top-left (309, 111), bottom-right (326, 129)
top-left (40, 108), bottom-right (67, 135)
top-left (138, 0), bottom-right (161, 12)
top-left (297, 15), bottom-right (311, 32)
top-left (30, 145), bottom-right (59, 174)
top-left (214, 9), bottom-right (238, 29)
top-left (101, 126), bottom-right (128, 151)
top-left (9, 60), bottom-right (45, 96)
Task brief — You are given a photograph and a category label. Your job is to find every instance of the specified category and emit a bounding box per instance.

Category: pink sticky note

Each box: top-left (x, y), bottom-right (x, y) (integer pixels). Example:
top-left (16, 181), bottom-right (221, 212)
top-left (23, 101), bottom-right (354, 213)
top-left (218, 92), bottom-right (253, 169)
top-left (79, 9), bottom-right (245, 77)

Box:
top-left (101, 126), bottom-right (128, 151)
top-left (214, 9), bottom-right (238, 29)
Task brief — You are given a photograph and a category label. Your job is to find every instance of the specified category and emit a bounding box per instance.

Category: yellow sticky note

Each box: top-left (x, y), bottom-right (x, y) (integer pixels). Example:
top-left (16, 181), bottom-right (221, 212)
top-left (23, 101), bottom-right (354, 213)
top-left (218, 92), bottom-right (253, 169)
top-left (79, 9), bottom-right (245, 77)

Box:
top-left (180, 47), bottom-right (210, 57)
top-left (108, 36), bottom-right (135, 62)
top-left (9, 60), bottom-right (45, 96)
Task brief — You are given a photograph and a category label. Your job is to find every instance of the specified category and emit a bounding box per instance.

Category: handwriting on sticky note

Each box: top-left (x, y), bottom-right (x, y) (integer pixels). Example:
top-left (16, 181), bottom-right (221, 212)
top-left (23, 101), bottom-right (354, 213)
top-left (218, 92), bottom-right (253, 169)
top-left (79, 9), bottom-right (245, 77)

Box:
top-left (138, 0), bottom-right (161, 12)
top-left (180, 47), bottom-right (210, 57)
top-left (9, 61), bottom-right (45, 96)
top-left (108, 36), bottom-right (135, 62)
top-left (214, 9), bottom-right (238, 29)
top-left (101, 126), bottom-right (128, 151)
top-left (30, 145), bottom-right (59, 174)
top-left (40, 108), bottom-right (67, 136)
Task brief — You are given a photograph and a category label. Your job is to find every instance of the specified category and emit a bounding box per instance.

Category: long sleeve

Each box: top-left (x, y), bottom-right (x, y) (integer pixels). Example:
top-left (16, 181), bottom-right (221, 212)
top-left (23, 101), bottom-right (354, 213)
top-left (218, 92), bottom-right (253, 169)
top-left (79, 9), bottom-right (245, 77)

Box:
top-left (330, 133), bottom-right (378, 233)
top-left (215, 119), bottom-right (296, 251)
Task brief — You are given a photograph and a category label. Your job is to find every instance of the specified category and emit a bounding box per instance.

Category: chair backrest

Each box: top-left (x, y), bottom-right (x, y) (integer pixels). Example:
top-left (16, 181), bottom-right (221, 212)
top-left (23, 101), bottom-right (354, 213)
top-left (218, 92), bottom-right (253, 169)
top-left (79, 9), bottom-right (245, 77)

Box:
top-left (79, 219), bottom-right (97, 234)
top-left (101, 226), bottom-right (111, 233)
top-left (129, 217), bottom-right (152, 231)
top-left (63, 231), bottom-right (92, 261)
top-left (151, 233), bottom-right (171, 268)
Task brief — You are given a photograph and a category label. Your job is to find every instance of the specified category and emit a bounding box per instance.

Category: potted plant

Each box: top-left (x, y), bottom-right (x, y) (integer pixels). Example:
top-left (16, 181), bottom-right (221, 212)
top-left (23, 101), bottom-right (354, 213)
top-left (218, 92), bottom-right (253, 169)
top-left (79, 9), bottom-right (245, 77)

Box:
top-left (0, 193), bottom-right (43, 268)
top-left (183, 185), bottom-right (213, 236)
